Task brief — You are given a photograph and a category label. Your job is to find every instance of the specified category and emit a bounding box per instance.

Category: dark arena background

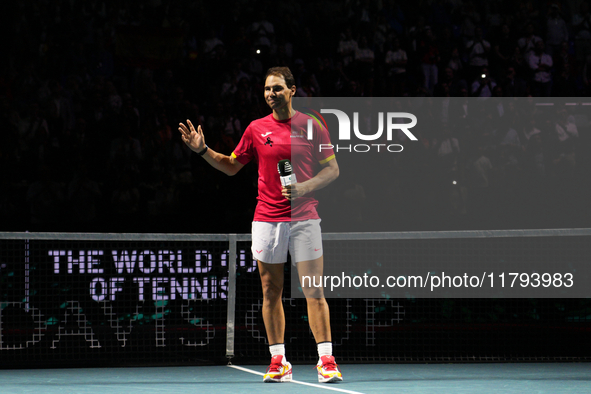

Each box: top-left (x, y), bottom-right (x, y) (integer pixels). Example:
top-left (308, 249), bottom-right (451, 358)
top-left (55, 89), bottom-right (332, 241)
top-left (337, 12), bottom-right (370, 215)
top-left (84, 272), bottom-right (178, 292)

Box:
top-left (1, 0), bottom-right (591, 374)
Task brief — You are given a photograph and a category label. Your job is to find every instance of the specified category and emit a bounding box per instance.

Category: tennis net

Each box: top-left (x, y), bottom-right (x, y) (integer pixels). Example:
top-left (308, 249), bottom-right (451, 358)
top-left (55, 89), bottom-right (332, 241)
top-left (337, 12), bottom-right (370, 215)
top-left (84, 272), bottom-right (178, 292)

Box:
top-left (1, 229), bottom-right (590, 368)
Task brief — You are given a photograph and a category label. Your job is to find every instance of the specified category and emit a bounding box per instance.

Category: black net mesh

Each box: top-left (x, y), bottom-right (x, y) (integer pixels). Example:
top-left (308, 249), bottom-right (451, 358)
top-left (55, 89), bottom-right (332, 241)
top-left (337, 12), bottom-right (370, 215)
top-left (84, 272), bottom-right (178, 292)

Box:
top-left (0, 238), bottom-right (229, 368)
top-left (234, 235), bottom-right (591, 364)
top-left (1, 234), bottom-right (590, 368)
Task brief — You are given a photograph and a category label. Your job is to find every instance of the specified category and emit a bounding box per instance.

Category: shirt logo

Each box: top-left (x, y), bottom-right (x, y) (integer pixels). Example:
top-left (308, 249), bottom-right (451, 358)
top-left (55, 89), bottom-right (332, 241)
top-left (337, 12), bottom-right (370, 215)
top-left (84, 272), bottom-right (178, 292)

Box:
top-left (264, 137), bottom-right (273, 147)
top-left (261, 132), bottom-right (272, 137)
top-left (291, 129), bottom-right (306, 138)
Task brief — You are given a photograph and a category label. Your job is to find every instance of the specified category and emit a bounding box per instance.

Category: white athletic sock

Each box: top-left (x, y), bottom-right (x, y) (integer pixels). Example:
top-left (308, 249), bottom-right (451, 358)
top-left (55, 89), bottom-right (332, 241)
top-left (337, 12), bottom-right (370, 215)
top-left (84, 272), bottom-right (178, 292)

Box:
top-left (269, 343), bottom-right (285, 358)
top-left (317, 341), bottom-right (332, 361)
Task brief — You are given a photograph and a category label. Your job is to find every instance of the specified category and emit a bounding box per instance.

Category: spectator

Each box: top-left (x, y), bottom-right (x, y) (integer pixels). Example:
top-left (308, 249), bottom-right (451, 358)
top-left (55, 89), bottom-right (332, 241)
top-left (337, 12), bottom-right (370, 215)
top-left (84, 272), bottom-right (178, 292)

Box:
top-left (517, 23), bottom-right (543, 61)
top-left (508, 45), bottom-right (528, 77)
top-left (373, 14), bottom-right (389, 56)
top-left (447, 47), bottom-right (465, 79)
top-left (499, 121), bottom-right (522, 155)
top-left (522, 116), bottom-right (542, 142)
top-left (471, 67), bottom-right (497, 97)
top-left (554, 109), bottom-right (579, 143)
top-left (528, 40), bottom-right (553, 97)
top-left (385, 37), bottom-right (408, 96)
top-left (67, 164), bottom-right (102, 228)
top-left (551, 109), bottom-right (578, 178)
top-left (203, 29), bottom-right (224, 57)
top-left (106, 81), bottom-right (122, 115)
top-left (316, 58), bottom-right (338, 97)
top-left (553, 41), bottom-right (578, 96)
top-left (45, 80), bottom-right (74, 135)
top-left (466, 145), bottom-right (494, 218)
top-left (573, 1), bottom-right (591, 63)
top-left (121, 93), bottom-right (140, 135)
top-left (432, 127), bottom-right (465, 214)
top-left (545, 4), bottom-right (569, 57)
top-left (109, 121), bottom-right (143, 172)
top-left (18, 103), bottom-right (48, 156)
top-left (250, 11), bottom-right (274, 63)
top-left (466, 27), bottom-right (491, 79)
top-left (337, 28), bottom-right (359, 73)
top-left (524, 133), bottom-right (546, 179)
top-left (437, 26), bottom-right (457, 67)
top-left (435, 67), bottom-right (464, 97)
top-left (352, 36), bottom-right (374, 96)
top-left (296, 71), bottom-right (320, 97)
top-left (582, 54), bottom-right (591, 94)
top-left (492, 24), bottom-right (515, 75)
top-left (457, 1), bottom-right (481, 45)
top-left (148, 171), bottom-right (180, 219)
top-left (418, 27), bottom-right (440, 94)
top-left (502, 66), bottom-right (528, 97)
top-left (485, 2), bottom-right (504, 37)
top-left (471, 146), bottom-right (493, 188)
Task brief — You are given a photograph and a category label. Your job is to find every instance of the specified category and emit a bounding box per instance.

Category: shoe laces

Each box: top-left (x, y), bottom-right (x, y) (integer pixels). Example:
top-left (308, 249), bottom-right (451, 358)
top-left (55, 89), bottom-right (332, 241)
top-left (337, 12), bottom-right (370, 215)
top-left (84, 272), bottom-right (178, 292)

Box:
top-left (268, 355), bottom-right (284, 373)
top-left (320, 356), bottom-right (337, 371)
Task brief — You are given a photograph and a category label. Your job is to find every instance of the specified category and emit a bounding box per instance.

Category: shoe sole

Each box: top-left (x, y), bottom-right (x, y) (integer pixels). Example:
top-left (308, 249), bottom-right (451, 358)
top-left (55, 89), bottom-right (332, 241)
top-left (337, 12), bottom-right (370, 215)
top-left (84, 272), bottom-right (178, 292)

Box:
top-left (318, 374), bottom-right (343, 383)
top-left (263, 374), bottom-right (292, 383)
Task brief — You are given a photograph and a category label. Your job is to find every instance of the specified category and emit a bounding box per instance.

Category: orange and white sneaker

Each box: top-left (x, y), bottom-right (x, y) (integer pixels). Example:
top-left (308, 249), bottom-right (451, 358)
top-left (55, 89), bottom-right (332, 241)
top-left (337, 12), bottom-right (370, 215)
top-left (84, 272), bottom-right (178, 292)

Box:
top-left (317, 355), bottom-right (343, 383)
top-left (263, 355), bottom-right (293, 383)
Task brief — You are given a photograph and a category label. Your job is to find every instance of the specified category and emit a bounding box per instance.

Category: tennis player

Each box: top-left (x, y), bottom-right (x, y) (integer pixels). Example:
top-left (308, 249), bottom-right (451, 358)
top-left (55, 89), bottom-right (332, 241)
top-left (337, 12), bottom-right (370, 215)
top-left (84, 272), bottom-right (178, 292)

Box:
top-left (178, 67), bottom-right (342, 383)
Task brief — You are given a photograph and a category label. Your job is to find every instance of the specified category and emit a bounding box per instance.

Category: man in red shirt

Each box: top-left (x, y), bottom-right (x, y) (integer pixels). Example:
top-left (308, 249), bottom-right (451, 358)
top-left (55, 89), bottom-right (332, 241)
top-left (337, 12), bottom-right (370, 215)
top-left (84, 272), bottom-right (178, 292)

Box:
top-left (178, 67), bottom-right (342, 383)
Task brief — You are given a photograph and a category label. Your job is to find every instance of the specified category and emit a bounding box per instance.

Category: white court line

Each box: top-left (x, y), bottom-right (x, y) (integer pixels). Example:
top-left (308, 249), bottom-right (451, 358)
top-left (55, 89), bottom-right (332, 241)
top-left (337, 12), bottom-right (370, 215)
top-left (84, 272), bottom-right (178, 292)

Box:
top-left (228, 365), bottom-right (366, 394)
top-left (535, 103), bottom-right (554, 106)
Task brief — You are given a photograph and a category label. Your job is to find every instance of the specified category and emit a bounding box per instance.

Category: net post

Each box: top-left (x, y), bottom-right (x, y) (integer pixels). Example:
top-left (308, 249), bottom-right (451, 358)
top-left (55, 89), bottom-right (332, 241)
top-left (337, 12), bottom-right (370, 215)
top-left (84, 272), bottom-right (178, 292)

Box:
top-left (24, 232), bottom-right (30, 313)
top-left (226, 233), bottom-right (237, 362)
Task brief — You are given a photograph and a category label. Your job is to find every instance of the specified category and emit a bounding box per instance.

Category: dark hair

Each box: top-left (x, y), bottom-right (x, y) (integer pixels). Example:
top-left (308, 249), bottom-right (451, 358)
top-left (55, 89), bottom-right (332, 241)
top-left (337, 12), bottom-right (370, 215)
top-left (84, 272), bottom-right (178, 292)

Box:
top-left (265, 67), bottom-right (295, 88)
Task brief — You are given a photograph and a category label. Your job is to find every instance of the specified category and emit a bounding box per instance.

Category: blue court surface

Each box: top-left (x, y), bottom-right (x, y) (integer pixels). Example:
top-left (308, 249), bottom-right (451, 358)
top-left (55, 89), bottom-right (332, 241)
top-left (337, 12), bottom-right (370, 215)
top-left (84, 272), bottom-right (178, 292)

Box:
top-left (1, 363), bottom-right (589, 393)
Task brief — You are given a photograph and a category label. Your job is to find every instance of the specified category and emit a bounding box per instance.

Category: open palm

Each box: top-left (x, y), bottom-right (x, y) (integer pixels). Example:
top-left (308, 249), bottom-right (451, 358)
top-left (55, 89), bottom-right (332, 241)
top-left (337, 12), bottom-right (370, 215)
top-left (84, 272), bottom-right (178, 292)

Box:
top-left (178, 119), bottom-right (205, 153)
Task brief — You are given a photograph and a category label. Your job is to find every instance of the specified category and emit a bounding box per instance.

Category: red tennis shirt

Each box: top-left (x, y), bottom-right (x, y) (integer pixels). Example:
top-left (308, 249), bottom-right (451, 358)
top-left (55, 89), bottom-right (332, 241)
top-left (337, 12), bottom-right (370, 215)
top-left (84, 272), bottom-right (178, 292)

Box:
top-left (231, 111), bottom-right (335, 222)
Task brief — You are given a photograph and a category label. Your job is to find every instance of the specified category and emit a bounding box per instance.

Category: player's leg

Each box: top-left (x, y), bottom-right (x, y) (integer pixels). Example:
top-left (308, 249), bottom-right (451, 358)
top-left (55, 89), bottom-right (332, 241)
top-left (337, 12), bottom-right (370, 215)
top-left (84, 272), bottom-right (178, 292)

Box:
top-left (291, 220), bottom-right (343, 383)
top-left (252, 221), bottom-right (292, 383)
top-left (296, 257), bottom-right (342, 383)
top-left (296, 256), bottom-right (330, 343)
top-left (258, 261), bottom-right (292, 382)
top-left (258, 260), bottom-right (285, 346)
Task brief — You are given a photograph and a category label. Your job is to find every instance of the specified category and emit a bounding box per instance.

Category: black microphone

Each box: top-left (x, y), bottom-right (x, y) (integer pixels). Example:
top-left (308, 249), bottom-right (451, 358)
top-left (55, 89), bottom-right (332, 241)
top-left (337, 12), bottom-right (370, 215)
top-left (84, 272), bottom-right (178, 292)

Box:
top-left (278, 159), bottom-right (297, 186)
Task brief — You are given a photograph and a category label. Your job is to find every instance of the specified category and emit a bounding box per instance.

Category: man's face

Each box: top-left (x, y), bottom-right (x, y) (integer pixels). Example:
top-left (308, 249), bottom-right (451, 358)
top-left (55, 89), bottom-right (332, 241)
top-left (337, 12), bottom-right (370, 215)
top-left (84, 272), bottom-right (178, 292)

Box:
top-left (264, 74), bottom-right (294, 111)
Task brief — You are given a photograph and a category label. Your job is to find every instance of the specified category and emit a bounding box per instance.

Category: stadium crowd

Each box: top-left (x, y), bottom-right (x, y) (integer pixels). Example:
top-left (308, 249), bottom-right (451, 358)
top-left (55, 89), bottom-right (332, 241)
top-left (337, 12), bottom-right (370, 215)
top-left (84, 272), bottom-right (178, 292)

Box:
top-left (0, 0), bottom-right (589, 233)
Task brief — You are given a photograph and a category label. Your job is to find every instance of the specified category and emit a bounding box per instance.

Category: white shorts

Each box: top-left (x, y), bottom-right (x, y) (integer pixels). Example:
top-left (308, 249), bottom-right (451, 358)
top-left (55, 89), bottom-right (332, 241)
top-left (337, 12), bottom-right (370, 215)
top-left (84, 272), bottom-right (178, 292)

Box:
top-left (251, 219), bottom-right (323, 265)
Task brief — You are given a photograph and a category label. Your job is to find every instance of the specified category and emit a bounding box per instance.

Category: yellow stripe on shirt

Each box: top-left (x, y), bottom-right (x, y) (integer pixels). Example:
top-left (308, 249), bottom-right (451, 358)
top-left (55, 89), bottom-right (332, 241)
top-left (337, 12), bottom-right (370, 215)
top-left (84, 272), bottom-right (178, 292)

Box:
top-left (231, 152), bottom-right (237, 158)
top-left (319, 154), bottom-right (335, 165)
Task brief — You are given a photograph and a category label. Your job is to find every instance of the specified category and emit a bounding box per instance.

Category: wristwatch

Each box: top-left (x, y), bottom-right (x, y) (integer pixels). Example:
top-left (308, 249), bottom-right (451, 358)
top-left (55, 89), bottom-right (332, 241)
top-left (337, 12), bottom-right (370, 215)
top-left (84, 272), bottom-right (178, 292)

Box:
top-left (198, 145), bottom-right (208, 156)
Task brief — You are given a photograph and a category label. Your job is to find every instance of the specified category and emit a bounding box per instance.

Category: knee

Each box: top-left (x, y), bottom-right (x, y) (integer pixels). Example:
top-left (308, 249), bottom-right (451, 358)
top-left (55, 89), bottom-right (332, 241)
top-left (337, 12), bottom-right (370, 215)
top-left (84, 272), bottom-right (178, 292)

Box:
top-left (261, 280), bottom-right (283, 302)
top-left (306, 296), bottom-right (327, 308)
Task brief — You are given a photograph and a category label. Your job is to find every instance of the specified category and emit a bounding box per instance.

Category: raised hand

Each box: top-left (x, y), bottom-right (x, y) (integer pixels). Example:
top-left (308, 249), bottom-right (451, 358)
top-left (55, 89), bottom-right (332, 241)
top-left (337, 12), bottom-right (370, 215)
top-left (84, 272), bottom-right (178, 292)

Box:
top-left (178, 119), bottom-right (206, 153)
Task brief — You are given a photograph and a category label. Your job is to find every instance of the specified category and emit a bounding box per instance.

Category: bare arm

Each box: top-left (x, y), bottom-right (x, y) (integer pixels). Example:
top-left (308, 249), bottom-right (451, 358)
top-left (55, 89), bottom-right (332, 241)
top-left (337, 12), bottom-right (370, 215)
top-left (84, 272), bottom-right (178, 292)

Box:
top-left (282, 157), bottom-right (339, 200)
top-left (178, 119), bottom-right (244, 176)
